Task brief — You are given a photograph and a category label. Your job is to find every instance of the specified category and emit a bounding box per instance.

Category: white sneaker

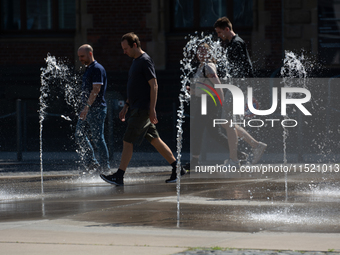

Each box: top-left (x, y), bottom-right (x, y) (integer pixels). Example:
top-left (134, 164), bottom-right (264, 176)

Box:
top-left (224, 159), bottom-right (241, 168)
top-left (252, 142), bottom-right (267, 164)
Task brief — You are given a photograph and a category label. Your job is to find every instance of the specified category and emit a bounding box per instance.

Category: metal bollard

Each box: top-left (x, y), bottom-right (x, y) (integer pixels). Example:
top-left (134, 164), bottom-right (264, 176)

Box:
top-left (16, 99), bottom-right (23, 161)
top-left (107, 98), bottom-right (118, 160)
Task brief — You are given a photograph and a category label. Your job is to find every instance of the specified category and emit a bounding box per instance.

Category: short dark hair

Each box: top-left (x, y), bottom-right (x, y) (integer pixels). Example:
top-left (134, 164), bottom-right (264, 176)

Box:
top-left (214, 17), bottom-right (233, 31)
top-left (121, 32), bottom-right (141, 48)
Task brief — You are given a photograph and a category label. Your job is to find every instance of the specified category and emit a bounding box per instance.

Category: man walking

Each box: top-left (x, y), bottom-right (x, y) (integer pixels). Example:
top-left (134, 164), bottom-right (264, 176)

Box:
top-left (75, 44), bottom-right (110, 173)
top-left (100, 32), bottom-right (184, 185)
top-left (214, 17), bottom-right (254, 78)
top-left (214, 17), bottom-right (267, 166)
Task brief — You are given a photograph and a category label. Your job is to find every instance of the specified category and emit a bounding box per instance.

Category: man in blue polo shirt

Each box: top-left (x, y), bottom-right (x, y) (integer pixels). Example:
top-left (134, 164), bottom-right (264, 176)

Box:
top-left (75, 44), bottom-right (110, 173)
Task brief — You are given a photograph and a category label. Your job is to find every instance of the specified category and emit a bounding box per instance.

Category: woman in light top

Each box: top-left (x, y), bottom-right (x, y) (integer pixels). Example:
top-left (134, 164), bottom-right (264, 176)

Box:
top-left (186, 42), bottom-right (248, 170)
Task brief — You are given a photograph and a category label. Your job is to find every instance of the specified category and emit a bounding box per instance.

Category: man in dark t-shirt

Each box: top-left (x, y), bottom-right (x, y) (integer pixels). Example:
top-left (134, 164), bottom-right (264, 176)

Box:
top-left (100, 32), bottom-right (185, 186)
top-left (126, 52), bottom-right (155, 110)
top-left (75, 44), bottom-right (110, 173)
top-left (213, 17), bottom-right (267, 167)
top-left (214, 17), bottom-right (254, 78)
top-left (223, 34), bottom-right (254, 78)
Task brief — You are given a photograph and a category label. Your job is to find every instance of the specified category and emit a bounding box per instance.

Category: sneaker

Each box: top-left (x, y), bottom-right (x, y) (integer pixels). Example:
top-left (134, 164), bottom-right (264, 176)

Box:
top-left (165, 168), bottom-right (186, 183)
top-left (252, 142), bottom-right (267, 164)
top-left (183, 162), bottom-right (191, 171)
top-left (88, 162), bottom-right (100, 170)
top-left (88, 162), bottom-right (101, 173)
top-left (80, 162), bottom-right (101, 175)
top-left (100, 173), bottom-right (124, 186)
top-left (237, 151), bottom-right (249, 161)
top-left (224, 159), bottom-right (241, 169)
top-left (183, 157), bottom-right (199, 172)
top-left (182, 162), bottom-right (193, 174)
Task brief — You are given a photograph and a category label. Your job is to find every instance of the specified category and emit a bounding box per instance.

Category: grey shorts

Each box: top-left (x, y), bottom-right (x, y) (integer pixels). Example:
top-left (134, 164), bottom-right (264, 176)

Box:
top-left (123, 108), bottom-right (159, 144)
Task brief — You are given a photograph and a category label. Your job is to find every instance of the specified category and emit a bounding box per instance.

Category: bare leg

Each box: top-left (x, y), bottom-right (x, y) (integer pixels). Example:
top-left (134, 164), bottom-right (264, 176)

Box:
top-left (235, 125), bottom-right (259, 148)
top-left (119, 141), bottom-right (133, 171)
top-left (234, 124), bottom-right (267, 164)
top-left (221, 120), bottom-right (266, 164)
top-left (222, 123), bottom-right (238, 161)
top-left (150, 137), bottom-right (176, 164)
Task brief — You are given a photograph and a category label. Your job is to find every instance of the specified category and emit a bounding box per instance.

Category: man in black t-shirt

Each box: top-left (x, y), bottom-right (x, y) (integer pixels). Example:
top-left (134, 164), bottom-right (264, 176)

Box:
top-left (214, 17), bottom-right (254, 78)
top-left (100, 32), bottom-right (185, 186)
top-left (213, 17), bottom-right (267, 167)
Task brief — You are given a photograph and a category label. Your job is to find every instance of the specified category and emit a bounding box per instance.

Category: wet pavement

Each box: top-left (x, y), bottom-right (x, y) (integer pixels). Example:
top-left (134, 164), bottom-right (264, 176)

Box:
top-left (1, 156), bottom-right (340, 254)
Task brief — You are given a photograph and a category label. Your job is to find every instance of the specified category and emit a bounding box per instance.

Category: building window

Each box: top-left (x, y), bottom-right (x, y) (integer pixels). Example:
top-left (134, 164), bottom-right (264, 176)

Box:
top-left (200, 0), bottom-right (227, 27)
top-left (1, 0), bottom-right (75, 32)
top-left (26, 0), bottom-right (52, 30)
top-left (318, 0), bottom-right (340, 65)
top-left (174, 0), bottom-right (194, 28)
top-left (59, 0), bottom-right (76, 29)
top-left (233, 0), bottom-right (253, 27)
top-left (172, 0), bottom-right (253, 31)
top-left (1, 0), bottom-right (21, 30)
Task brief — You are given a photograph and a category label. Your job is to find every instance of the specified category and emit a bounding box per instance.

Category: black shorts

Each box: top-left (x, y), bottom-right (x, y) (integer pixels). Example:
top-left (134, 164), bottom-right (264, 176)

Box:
top-left (123, 108), bottom-right (159, 143)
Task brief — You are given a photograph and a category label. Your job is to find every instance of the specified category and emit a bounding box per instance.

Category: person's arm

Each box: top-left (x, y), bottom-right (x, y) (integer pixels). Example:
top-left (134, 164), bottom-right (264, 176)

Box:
top-left (79, 83), bottom-right (101, 120)
top-left (119, 99), bottom-right (129, 122)
top-left (205, 64), bottom-right (224, 102)
top-left (148, 78), bottom-right (158, 124)
top-left (206, 73), bottom-right (224, 102)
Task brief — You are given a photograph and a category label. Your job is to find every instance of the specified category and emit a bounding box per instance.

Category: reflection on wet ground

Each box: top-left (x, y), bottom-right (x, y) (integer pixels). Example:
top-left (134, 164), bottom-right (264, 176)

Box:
top-left (1, 167), bottom-right (340, 233)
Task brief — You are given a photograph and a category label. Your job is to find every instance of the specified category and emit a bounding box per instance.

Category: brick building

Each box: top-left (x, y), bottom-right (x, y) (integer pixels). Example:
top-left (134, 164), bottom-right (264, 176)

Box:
top-left (0, 0), bottom-right (339, 154)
